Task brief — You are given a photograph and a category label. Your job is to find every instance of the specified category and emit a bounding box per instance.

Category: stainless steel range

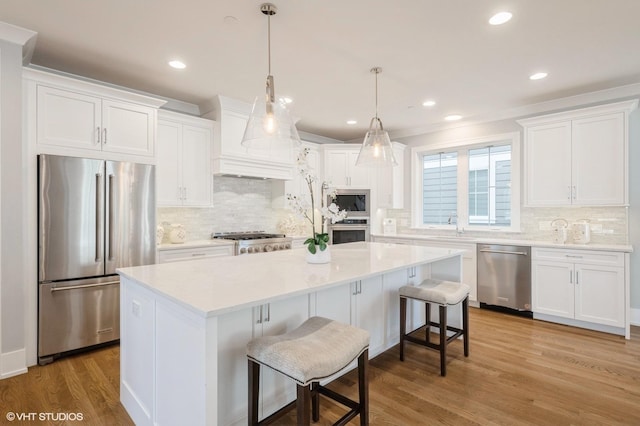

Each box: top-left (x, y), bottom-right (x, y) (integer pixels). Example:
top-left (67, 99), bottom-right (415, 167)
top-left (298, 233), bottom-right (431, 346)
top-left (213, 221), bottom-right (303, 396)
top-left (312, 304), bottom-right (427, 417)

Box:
top-left (211, 232), bottom-right (292, 255)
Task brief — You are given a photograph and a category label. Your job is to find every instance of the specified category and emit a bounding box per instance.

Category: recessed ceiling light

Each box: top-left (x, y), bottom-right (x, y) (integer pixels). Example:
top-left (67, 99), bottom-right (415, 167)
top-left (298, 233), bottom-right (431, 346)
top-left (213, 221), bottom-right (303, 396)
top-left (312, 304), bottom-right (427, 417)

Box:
top-left (168, 60), bottom-right (186, 69)
top-left (445, 115), bottom-right (462, 121)
top-left (489, 12), bottom-right (512, 25)
top-left (530, 72), bottom-right (548, 80)
top-left (422, 100), bottom-right (436, 107)
top-left (346, 120), bottom-right (357, 125)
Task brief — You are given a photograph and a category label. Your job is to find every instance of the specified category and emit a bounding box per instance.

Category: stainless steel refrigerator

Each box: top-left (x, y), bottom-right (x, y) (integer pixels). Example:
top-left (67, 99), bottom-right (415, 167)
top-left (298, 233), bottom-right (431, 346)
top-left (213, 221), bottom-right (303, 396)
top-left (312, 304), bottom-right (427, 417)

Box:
top-left (37, 154), bottom-right (155, 365)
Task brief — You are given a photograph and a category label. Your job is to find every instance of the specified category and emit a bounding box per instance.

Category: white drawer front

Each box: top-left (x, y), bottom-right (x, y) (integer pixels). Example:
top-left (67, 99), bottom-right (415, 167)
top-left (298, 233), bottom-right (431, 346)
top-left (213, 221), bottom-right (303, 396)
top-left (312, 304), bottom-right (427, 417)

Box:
top-left (532, 248), bottom-right (624, 267)
top-left (158, 246), bottom-right (234, 263)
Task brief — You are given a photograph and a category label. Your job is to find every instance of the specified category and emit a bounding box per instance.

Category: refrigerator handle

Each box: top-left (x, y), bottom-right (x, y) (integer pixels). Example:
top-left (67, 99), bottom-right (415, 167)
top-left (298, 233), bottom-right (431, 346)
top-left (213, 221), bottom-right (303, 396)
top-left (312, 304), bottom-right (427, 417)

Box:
top-left (95, 173), bottom-right (103, 262)
top-left (108, 174), bottom-right (115, 261)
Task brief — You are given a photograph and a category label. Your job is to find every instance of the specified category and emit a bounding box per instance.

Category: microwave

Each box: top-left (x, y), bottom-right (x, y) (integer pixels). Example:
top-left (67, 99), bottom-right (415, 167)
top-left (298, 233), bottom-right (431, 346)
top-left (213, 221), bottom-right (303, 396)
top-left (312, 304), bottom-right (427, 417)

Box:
top-left (330, 189), bottom-right (370, 218)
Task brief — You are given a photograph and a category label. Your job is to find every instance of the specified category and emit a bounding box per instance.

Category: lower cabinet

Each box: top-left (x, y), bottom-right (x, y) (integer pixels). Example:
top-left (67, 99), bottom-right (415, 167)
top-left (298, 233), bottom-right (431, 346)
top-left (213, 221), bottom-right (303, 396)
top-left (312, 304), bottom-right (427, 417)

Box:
top-left (157, 244), bottom-right (234, 263)
top-left (216, 294), bottom-right (309, 425)
top-left (314, 277), bottom-right (385, 356)
top-left (532, 248), bottom-right (625, 329)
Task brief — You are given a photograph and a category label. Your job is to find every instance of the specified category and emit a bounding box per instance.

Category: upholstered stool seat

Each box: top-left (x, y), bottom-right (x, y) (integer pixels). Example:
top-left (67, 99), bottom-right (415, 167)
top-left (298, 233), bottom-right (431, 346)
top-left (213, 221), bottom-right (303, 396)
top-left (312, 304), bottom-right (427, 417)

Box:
top-left (247, 316), bottom-right (370, 425)
top-left (399, 278), bottom-right (470, 376)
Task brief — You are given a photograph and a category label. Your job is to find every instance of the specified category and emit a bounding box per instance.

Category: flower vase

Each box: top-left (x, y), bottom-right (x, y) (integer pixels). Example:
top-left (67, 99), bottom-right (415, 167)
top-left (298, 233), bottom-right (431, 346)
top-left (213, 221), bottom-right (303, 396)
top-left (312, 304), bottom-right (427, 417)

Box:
top-left (306, 245), bottom-right (331, 264)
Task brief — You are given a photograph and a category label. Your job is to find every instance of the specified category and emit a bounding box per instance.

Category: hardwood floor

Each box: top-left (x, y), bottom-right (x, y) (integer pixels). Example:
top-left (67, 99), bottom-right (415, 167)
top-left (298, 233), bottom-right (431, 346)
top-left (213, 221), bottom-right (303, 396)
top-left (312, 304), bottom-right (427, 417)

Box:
top-left (1, 308), bottom-right (639, 425)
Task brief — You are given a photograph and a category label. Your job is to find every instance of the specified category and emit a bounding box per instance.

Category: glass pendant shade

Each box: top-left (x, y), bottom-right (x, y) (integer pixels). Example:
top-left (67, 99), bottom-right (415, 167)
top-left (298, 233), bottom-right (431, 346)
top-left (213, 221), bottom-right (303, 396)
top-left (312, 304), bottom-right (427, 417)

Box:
top-left (356, 67), bottom-right (397, 167)
top-left (241, 3), bottom-right (300, 150)
top-left (356, 117), bottom-right (397, 166)
top-left (242, 95), bottom-right (301, 150)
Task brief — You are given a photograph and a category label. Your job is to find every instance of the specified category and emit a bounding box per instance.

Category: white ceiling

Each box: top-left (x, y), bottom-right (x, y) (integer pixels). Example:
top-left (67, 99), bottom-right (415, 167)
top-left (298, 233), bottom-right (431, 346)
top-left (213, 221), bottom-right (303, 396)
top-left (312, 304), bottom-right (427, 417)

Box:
top-left (2, 0), bottom-right (640, 141)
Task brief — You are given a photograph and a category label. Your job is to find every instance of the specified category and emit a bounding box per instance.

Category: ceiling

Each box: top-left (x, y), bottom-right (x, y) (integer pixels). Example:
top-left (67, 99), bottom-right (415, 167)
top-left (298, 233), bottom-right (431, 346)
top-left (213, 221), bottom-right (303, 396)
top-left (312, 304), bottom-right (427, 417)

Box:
top-left (2, 0), bottom-right (640, 141)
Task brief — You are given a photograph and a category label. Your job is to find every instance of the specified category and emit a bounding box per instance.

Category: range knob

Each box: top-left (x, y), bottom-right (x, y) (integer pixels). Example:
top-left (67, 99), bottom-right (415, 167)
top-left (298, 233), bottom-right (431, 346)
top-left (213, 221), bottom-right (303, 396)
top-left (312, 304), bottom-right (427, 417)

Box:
top-left (264, 245), bottom-right (273, 252)
top-left (239, 247), bottom-right (247, 254)
top-left (247, 247), bottom-right (254, 253)
top-left (284, 243), bottom-right (291, 249)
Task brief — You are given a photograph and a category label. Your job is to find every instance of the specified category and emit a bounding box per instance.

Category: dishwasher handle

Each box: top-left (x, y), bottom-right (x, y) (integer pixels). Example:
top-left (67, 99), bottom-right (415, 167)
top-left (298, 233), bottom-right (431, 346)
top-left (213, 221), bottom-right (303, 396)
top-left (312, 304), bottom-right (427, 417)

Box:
top-left (479, 248), bottom-right (528, 256)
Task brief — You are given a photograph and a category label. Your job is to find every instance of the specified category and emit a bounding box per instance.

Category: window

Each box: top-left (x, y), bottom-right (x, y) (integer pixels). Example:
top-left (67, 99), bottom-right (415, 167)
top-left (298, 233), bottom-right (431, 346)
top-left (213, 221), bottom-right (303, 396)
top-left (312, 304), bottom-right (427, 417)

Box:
top-left (412, 132), bottom-right (520, 232)
top-left (468, 145), bottom-right (512, 226)
top-left (422, 152), bottom-right (457, 225)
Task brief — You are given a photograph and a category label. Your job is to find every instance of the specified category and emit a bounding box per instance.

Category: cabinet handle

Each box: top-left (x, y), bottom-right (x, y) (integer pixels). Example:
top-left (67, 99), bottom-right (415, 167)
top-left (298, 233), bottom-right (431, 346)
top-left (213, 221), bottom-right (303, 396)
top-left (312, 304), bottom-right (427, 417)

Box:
top-left (565, 255), bottom-right (583, 259)
top-left (191, 253), bottom-right (206, 257)
top-left (576, 271), bottom-right (579, 285)
top-left (96, 127), bottom-right (101, 144)
top-left (265, 303), bottom-right (270, 322)
top-left (569, 270), bottom-right (573, 284)
top-left (256, 305), bottom-right (263, 324)
top-left (352, 282), bottom-right (358, 296)
top-left (103, 128), bottom-right (107, 144)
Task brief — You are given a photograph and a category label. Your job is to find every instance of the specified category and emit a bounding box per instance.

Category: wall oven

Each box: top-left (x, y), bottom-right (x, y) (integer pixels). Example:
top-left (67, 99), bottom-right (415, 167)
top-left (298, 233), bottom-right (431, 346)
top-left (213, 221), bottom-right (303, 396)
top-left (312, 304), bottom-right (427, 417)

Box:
top-left (329, 219), bottom-right (370, 245)
top-left (331, 189), bottom-right (370, 218)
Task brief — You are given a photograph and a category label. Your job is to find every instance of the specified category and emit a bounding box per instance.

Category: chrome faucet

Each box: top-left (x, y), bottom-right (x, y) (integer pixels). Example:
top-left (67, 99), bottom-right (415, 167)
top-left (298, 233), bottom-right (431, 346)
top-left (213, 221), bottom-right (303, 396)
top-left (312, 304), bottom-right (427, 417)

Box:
top-left (448, 213), bottom-right (464, 236)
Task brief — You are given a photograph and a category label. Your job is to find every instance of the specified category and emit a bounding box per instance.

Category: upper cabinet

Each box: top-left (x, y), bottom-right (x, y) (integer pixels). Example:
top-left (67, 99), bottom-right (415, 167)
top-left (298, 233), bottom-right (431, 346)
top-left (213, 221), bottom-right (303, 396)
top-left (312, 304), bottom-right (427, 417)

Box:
top-left (25, 68), bottom-right (165, 161)
top-left (211, 96), bottom-right (294, 180)
top-left (375, 142), bottom-right (406, 209)
top-left (157, 110), bottom-right (213, 207)
top-left (323, 144), bottom-right (371, 188)
top-left (518, 100), bottom-right (637, 207)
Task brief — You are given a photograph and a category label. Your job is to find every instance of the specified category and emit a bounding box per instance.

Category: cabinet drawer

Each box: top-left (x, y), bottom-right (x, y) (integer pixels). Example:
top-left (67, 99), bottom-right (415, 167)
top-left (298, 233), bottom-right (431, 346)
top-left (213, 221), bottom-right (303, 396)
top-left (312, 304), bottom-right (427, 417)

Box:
top-left (158, 245), bottom-right (234, 263)
top-left (532, 248), bottom-right (624, 267)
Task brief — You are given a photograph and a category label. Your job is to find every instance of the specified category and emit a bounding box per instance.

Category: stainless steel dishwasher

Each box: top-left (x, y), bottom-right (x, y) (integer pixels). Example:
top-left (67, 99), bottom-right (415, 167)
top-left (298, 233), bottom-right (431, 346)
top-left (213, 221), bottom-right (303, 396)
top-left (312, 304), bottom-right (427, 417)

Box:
top-left (477, 244), bottom-right (532, 313)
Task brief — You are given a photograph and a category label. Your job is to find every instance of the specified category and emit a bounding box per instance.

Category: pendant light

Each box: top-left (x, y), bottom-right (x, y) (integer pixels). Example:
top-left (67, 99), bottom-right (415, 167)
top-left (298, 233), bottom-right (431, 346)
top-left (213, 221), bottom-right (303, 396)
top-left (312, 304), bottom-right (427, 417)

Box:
top-left (355, 67), bottom-right (397, 167)
top-left (241, 3), bottom-right (301, 150)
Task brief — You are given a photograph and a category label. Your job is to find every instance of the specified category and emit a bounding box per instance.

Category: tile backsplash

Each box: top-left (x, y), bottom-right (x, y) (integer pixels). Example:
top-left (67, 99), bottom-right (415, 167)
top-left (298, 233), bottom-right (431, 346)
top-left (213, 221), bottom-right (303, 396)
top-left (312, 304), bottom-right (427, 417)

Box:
top-left (383, 206), bottom-right (629, 245)
top-left (158, 176), bottom-right (629, 245)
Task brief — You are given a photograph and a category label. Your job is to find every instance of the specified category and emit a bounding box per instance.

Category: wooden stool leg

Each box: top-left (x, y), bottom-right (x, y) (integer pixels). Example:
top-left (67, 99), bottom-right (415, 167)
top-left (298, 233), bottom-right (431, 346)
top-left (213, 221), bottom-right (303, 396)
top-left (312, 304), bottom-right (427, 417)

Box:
top-left (358, 349), bottom-right (369, 426)
top-left (311, 382), bottom-right (320, 422)
top-left (439, 305), bottom-right (447, 377)
top-left (400, 296), bottom-right (407, 361)
top-left (297, 384), bottom-right (311, 426)
top-left (463, 296), bottom-right (469, 357)
top-left (425, 302), bottom-right (431, 343)
top-left (248, 359), bottom-right (260, 425)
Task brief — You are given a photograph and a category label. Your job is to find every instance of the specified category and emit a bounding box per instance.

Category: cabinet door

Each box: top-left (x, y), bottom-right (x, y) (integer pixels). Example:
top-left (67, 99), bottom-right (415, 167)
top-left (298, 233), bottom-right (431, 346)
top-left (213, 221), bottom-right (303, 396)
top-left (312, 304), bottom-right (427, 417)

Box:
top-left (572, 113), bottom-right (625, 205)
top-left (525, 121), bottom-right (572, 206)
top-left (325, 150), bottom-right (350, 187)
top-left (348, 151), bottom-right (371, 188)
top-left (102, 99), bottom-right (155, 156)
top-left (315, 283), bottom-right (352, 325)
top-left (181, 124), bottom-right (212, 206)
top-left (532, 261), bottom-right (574, 318)
top-left (382, 269), bottom-right (409, 346)
top-left (574, 264), bottom-right (624, 327)
top-left (260, 295), bottom-right (310, 419)
top-left (354, 277), bottom-right (384, 355)
top-left (217, 308), bottom-right (255, 425)
top-left (156, 120), bottom-right (182, 206)
top-left (36, 85), bottom-right (102, 150)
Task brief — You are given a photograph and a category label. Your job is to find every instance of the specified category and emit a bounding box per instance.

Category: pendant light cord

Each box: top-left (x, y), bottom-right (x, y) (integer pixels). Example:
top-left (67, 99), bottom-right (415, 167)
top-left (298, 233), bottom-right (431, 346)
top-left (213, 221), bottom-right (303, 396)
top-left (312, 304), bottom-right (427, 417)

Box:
top-left (267, 11), bottom-right (272, 76)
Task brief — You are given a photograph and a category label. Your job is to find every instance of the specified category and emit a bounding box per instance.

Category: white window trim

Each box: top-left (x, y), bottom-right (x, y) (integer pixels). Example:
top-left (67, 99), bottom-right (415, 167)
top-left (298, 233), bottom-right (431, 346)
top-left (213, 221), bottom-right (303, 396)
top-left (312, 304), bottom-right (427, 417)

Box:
top-left (411, 131), bottom-right (521, 232)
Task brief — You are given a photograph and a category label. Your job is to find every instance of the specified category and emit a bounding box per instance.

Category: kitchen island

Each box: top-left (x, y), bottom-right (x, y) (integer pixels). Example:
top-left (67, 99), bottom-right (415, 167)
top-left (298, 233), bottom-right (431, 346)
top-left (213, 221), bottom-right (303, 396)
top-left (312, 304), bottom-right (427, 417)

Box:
top-left (117, 241), bottom-right (464, 425)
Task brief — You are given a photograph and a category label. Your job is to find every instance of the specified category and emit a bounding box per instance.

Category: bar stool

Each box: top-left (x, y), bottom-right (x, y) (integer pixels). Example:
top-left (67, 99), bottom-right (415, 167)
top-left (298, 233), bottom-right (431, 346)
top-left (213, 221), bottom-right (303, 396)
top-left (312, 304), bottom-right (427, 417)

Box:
top-left (399, 278), bottom-right (470, 376)
top-left (247, 316), bottom-right (370, 425)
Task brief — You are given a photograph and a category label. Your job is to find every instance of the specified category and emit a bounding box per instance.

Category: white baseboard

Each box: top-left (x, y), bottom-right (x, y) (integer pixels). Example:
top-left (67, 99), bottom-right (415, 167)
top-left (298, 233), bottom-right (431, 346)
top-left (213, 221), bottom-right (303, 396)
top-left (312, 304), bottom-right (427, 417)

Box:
top-left (631, 308), bottom-right (640, 326)
top-left (1, 348), bottom-right (28, 379)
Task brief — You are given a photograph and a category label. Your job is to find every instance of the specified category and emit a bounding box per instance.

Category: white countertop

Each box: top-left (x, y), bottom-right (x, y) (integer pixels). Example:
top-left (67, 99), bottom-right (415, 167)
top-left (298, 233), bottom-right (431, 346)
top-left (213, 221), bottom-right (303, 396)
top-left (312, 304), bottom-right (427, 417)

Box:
top-left (119, 241), bottom-right (464, 318)
top-left (371, 233), bottom-right (633, 253)
top-left (157, 239), bottom-right (235, 250)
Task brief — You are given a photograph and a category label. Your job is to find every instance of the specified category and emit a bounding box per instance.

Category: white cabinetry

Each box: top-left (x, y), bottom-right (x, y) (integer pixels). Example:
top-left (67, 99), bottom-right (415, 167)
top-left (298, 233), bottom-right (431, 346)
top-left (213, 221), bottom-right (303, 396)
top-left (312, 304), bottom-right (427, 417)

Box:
top-left (26, 68), bottom-right (164, 160)
top-left (518, 100), bottom-right (637, 206)
top-left (532, 247), bottom-right (626, 331)
top-left (157, 244), bottom-right (234, 263)
top-left (323, 145), bottom-right (370, 188)
top-left (157, 111), bottom-right (213, 206)
top-left (217, 294), bottom-right (309, 425)
top-left (314, 277), bottom-right (384, 356)
top-left (375, 142), bottom-right (406, 209)
top-left (212, 96), bottom-right (294, 180)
